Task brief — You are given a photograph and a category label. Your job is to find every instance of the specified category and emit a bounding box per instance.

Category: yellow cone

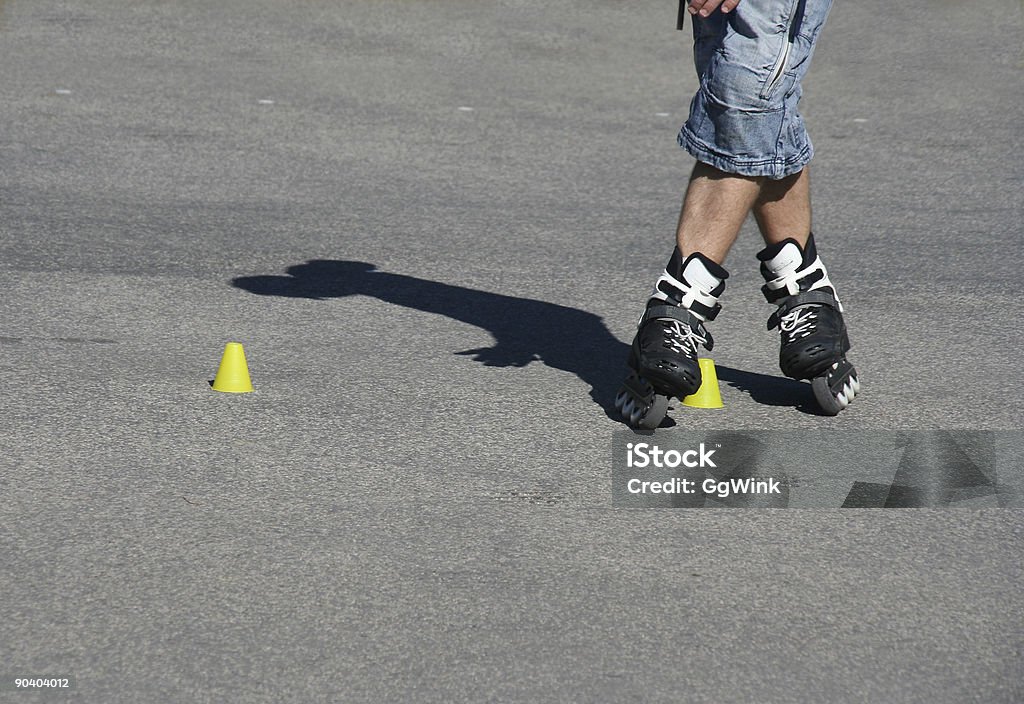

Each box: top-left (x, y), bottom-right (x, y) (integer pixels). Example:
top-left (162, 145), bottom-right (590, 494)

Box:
top-left (212, 342), bottom-right (254, 393)
top-left (681, 358), bottom-right (723, 408)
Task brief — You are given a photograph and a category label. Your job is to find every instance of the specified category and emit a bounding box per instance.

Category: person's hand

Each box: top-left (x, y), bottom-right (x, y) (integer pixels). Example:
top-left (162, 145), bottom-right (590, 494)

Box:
top-left (687, 0), bottom-right (741, 17)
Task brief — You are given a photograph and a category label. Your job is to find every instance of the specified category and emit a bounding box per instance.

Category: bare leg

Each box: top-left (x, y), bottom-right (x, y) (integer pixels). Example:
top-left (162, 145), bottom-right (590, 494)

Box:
top-left (752, 166), bottom-right (812, 247)
top-left (675, 162), bottom-right (762, 264)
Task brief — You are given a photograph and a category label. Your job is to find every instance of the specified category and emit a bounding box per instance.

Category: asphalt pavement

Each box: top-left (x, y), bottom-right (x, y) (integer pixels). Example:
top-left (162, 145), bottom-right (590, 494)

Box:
top-left (1, 0), bottom-right (1022, 702)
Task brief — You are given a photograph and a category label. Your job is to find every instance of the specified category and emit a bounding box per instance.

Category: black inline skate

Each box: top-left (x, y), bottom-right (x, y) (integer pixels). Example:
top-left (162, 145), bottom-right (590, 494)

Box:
top-left (615, 249), bottom-right (728, 428)
top-left (758, 234), bottom-right (860, 415)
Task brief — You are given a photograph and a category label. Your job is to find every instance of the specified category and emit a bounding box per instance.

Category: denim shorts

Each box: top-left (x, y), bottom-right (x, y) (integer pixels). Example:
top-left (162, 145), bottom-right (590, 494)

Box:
top-left (678, 0), bottom-right (833, 179)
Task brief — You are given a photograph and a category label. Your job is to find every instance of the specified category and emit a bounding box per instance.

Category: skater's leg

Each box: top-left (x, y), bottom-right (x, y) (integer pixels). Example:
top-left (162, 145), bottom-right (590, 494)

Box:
top-left (752, 167), bottom-right (812, 247)
top-left (675, 162), bottom-right (762, 264)
top-left (753, 163), bottom-right (859, 414)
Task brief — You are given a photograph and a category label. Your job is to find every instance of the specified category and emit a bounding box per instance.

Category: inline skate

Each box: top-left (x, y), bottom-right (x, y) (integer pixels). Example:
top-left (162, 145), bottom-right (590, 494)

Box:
top-left (615, 248), bottom-right (728, 428)
top-left (758, 234), bottom-right (860, 415)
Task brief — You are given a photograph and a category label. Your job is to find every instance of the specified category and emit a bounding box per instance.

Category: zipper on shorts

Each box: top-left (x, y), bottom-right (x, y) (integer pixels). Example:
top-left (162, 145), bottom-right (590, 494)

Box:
top-left (760, 37), bottom-right (793, 100)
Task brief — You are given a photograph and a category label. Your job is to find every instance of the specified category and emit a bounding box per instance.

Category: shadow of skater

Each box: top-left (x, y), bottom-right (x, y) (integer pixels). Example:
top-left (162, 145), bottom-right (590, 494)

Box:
top-left (232, 260), bottom-right (805, 421)
top-left (715, 365), bottom-right (826, 416)
top-left (233, 260), bottom-right (631, 417)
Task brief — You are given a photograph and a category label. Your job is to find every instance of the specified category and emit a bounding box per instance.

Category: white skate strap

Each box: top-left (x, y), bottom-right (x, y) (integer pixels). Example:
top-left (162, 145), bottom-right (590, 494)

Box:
top-left (649, 271), bottom-right (722, 321)
top-left (762, 255), bottom-right (843, 311)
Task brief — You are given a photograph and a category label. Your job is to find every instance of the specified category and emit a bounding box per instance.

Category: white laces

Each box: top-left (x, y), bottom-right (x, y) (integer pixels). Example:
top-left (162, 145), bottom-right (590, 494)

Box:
top-left (780, 306), bottom-right (818, 341)
top-left (662, 320), bottom-right (705, 357)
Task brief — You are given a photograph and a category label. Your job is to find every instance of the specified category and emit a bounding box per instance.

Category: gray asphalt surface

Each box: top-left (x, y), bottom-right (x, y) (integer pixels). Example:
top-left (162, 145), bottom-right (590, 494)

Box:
top-left (2, 0), bottom-right (1023, 702)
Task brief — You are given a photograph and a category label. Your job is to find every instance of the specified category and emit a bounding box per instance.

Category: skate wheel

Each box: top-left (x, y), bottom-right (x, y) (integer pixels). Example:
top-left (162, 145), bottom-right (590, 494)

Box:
top-left (812, 367), bottom-right (859, 416)
top-left (614, 376), bottom-right (670, 429)
top-left (621, 396), bottom-right (637, 420)
top-left (629, 402), bottom-right (645, 426)
top-left (614, 388), bottom-right (630, 412)
top-left (634, 394), bottom-right (669, 430)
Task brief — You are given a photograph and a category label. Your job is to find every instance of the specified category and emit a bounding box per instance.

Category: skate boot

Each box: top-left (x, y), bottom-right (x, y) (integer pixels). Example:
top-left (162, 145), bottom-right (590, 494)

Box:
top-left (615, 249), bottom-right (728, 428)
top-left (758, 234), bottom-right (860, 415)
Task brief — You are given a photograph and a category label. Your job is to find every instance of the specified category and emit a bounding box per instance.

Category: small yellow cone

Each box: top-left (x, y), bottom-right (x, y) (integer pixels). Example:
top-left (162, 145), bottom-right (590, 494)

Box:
top-left (211, 342), bottom-right (254, 393)
top-left (681, 358), bottom-right (723, 409)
